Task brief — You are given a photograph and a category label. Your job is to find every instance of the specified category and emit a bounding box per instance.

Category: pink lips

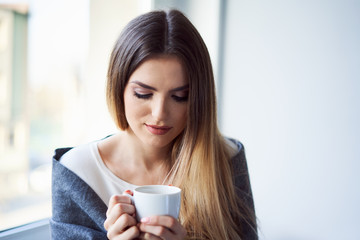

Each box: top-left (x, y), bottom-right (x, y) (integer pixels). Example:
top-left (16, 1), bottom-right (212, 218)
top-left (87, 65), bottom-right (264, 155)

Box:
top-left (145, 124), bottom-right (172, 135)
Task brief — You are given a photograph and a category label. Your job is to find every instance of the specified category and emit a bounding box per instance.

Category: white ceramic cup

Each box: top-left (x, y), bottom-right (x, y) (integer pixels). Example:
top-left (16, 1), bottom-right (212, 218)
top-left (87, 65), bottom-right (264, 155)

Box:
top-left (126, 185), bottom-right (181, 221)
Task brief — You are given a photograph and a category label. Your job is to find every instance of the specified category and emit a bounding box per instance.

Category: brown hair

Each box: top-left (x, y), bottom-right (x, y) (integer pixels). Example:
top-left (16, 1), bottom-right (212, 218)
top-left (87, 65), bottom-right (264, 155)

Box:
top-left (107, 10), bottom-right (256, 239)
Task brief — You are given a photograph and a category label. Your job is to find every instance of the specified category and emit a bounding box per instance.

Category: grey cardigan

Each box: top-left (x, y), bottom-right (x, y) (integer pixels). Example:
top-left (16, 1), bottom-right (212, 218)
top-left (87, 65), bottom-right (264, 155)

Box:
top-left (50, 139), bottom-right (257, 239)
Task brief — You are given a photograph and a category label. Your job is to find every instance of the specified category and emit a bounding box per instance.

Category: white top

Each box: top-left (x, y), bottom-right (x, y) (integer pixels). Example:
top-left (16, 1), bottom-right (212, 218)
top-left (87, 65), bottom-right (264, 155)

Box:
top-left (60, 141), bottom-right (138, 206)
top-left (60, 138), bottom-right (238, 207)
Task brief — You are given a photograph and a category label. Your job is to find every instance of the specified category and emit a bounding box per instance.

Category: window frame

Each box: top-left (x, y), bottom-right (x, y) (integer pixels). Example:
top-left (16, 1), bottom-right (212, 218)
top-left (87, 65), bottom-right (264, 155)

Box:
top-left (0, 218), bottom-right (50, 240)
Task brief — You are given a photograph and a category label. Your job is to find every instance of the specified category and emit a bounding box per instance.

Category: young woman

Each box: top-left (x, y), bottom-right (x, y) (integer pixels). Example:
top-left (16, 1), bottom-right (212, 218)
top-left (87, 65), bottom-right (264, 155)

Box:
top-left (51, 10), bottom-right (257, 240)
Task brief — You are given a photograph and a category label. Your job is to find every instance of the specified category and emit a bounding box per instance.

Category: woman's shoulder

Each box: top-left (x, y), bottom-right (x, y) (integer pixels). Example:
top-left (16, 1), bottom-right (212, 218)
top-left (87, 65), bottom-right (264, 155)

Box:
top-left (223, 137), bottom-right (249, 176)
top-left (55, 134), bottom-right (115, 165)
top-left (224, 137), bottom-right (244, 159)
top-left (59, 141), bottom-right (98, 169)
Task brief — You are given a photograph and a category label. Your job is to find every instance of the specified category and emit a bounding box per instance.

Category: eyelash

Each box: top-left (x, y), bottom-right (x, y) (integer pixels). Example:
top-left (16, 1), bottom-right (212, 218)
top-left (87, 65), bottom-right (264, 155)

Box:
top-left (134, 92), bottom-right (188, 102)
top-left (134, 92), bottom-right (152, 99)
top-left (172, 95), bottom-right (188, 102)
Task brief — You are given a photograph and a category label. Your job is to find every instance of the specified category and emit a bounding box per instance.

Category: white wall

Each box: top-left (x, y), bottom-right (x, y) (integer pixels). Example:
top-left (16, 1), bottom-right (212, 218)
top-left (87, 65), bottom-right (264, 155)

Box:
top-left (221, 1), bottom-right (360, 239)
top-left (84, 0), bottom-right (144, 140)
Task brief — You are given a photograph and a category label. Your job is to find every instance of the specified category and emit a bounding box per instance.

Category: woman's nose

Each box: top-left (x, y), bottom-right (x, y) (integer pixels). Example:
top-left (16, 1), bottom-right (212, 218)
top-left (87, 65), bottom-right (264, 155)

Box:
top-left (151, 97), bottom-right (168, 120)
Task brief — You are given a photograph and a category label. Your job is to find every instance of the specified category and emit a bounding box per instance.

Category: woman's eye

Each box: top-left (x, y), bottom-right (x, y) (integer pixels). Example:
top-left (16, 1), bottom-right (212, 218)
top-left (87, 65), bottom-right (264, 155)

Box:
top-left (172, 95), bottom-right (188, 102)
top-left (134, 92), bottom-right (152, 99)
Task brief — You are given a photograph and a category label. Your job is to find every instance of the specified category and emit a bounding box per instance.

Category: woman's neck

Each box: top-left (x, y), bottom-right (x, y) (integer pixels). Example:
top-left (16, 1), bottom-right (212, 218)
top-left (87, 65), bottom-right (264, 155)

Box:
top-left (98, 131), bottom-right (172, 185)
top-left (122, 130), bottom-right (171, 168)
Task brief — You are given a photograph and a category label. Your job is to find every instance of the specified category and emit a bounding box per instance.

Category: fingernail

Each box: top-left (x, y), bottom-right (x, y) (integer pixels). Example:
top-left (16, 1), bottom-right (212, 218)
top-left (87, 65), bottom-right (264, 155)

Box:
top-left (168, 184), bottom-right (173, 186)
top-left (124, 190), bottom-right (133, 196)
top-left (141, 217), bottom-right (150, 223)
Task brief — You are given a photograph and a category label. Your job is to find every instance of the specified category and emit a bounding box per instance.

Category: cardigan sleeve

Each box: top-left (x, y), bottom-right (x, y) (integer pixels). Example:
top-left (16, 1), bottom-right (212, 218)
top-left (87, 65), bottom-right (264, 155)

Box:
top-left (231, 141), bottom-right (258, 240)
top-left (51, 148), bottom-right (108, 240)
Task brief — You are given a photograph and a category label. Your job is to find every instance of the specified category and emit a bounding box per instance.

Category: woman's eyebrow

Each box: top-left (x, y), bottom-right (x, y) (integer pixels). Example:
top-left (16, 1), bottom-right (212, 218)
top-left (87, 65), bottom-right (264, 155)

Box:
top-left (130, 81), bottom-right (157, 91)
top-left (130, 80), bottom-right (189, 92)
top-left (171, 84), bottom-right (189, 92)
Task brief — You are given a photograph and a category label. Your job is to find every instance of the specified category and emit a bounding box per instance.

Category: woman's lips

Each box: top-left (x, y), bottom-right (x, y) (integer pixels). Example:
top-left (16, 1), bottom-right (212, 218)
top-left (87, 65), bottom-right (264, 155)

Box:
top-left (145, 124), bottom-right (172, 135)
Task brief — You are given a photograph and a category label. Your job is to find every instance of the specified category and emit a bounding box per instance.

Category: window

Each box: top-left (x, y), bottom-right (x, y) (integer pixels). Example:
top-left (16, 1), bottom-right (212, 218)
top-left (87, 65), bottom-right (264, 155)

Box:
top-left (0, 5), bottom-right (38, 231)
top-left (0, 0), bottom-right (151, 232)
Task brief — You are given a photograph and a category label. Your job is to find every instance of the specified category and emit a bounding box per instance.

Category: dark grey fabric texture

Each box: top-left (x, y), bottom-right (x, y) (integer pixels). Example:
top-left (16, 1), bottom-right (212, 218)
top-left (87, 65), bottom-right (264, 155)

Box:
top-left (50, 139), bottom-right (257, 239)
top-left (51, 148), bottom-right (108, 239)
top-left (229, 139), bottom-right (258, 239)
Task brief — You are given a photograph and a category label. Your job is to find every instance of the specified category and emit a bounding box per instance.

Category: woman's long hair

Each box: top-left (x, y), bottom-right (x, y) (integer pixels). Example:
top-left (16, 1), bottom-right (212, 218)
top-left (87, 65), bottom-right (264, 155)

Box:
top-left (107, 10), bottom-right (256, 239)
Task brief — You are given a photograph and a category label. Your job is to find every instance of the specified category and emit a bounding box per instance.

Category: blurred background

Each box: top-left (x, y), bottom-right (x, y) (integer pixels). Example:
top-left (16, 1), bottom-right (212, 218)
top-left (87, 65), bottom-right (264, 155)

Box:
top-left (0, 0), bottom-right (359, 239)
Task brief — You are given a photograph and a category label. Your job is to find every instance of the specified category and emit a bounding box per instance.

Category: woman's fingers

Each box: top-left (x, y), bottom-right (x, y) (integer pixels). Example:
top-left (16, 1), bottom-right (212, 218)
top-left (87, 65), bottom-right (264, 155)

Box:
top-left (139, 225), bottom-right (172, 239)
top-left (104, 192), bottom-right (135, 231)
top-left (107, 225), bottom-right (140, 240)
top-left (104, 202), bottom-right (135, 230)
top-left (106, 194), bottom-right (132, 217)
top-left (139, 216), bottom-right (186, 240)
top-left (138, 232), bottom-right (162, 240)
top-left (105, 191), bottom-right (139, 239)
top-left (107, 214), bottom-right (138, 239)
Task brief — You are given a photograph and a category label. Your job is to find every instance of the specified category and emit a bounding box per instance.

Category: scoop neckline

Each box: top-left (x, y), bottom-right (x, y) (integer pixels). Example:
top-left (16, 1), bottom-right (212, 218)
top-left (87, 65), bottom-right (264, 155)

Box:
top-left (91, 141), bottom-right (138, 188)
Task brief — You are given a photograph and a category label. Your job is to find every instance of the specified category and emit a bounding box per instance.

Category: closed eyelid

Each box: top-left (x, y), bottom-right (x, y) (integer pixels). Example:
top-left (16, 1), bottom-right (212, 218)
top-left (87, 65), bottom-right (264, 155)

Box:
top-left (172, 91), bottom-right (188, 98)
top-left (133, 87), bottom-right (152, 94)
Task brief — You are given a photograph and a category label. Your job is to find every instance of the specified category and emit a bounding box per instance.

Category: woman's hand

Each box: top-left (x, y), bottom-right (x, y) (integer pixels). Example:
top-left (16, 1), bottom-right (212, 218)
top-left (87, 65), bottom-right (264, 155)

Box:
top-left (138, 216), bottom-right (186, 240)
top-left (104, 191), bottom-right (140, 240)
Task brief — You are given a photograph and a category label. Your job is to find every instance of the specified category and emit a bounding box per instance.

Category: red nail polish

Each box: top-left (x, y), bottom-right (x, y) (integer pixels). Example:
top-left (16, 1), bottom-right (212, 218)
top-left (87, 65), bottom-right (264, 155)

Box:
top-left (124, 190), bottom-right (133, 196)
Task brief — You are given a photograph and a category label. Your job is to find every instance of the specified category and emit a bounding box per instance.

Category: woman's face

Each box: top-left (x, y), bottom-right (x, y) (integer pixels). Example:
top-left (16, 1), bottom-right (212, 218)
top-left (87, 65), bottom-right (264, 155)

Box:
top-left (123, 56), bottom-right (188, 149)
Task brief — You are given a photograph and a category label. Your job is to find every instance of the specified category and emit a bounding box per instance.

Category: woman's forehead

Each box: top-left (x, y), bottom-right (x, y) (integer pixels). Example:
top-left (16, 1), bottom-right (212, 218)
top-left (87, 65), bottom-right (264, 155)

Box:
top-left (129, 56), bottom-right (188, 87)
